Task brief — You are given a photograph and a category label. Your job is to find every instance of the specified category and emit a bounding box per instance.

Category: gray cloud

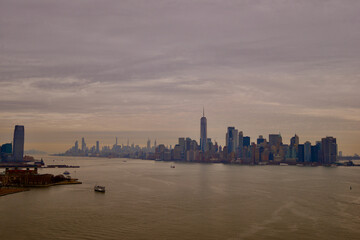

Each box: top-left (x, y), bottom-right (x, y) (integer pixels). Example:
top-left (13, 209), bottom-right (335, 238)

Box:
top-left (1, 0), bottom-right (360, 154)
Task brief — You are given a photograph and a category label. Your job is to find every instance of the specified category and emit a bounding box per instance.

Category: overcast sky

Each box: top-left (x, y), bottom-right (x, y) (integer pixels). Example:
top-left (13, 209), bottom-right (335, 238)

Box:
top-left (1, 0), bottom-right (360, 154)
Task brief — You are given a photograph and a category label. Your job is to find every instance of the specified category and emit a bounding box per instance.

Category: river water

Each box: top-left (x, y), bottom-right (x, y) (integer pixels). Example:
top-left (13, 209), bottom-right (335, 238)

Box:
top-left (0, 156), bottom-right (359, 240)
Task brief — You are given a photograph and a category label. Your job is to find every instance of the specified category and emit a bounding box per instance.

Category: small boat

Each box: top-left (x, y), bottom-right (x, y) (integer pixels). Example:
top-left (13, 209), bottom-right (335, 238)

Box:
top-left (94, 185), bottom-right (106, 193)
top-left (279, 163), bottom-right (288, 166)
top-left (63, 171), bottom-right (70, 175)
top-left (170, 165), bottom-right (175, 168)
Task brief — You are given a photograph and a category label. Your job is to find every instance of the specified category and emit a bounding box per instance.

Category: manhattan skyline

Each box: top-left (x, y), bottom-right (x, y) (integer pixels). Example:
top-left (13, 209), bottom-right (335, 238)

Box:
top-left (1, 1), bottom-right (360, 154)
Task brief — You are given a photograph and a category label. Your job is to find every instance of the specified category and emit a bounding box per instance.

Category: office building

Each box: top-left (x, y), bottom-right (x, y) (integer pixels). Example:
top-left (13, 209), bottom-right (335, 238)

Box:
top-left (257, 135), bottom-right (265, 145)
top-left (200, 108), bottom-right (207, 152)
top-left (226, 127), bottom-right (238, 154)
top-left (96, 141), bottom-right (100, 153)
top-left (13, 125), bottom-right (24, 162)
top-left (269, 134), bottom-right (282, 147)
top-left (243, 136), bottom-right (250, 147)
top-left (81, 137), bottom-right (86, 152)
top-left (147, 139), bottom-right (151, 150)
top-left (321, 137), bottom-right (337, 164)
top-left (298, 144), bottom-right (304, 162)
top-left (304, 141), bottom-right (312, 162)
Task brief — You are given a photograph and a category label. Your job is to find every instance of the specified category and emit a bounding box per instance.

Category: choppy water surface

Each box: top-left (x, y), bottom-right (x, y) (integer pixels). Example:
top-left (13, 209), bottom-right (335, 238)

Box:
top-left (1, 156), bottom-right (360, 240)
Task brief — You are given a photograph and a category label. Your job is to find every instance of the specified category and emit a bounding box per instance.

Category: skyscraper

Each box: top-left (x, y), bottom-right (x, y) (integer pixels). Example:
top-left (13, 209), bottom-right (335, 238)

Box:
top-left (13, 125), bottom-right (24, 162)
top-left (200, 108), bottom-right (207, 152)
top-left (238, 131), bottom-right (244, 158)
top-left (257, 135), bottom-right (265, 145)
top-left (321, 137), bottom-right (337, 164)
top-left (269, 134), bottom-right (282, 147)
top-left (304, 141), bottom-right (312, 162)
top-left (243, 136), bottom-right (250, 147)
top-left (74, 140), bottom-right (79, 152)
top-left (81, 137), bottom-right (86, 152)
top-left (147, 139), bottom-right (151, 150)
top-left (96, 141), bottom-right (100, 153)
top-left (289, 134), bottom-right (299, 159)
top-left (290, 134), bottom-right (299, 146)
top-left (226, 127), bottom-right (238, 154)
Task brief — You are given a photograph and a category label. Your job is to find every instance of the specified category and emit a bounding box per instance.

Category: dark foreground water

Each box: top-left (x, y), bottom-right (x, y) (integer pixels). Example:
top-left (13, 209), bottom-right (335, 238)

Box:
top-left (1, 156), bottom-right (360, 240)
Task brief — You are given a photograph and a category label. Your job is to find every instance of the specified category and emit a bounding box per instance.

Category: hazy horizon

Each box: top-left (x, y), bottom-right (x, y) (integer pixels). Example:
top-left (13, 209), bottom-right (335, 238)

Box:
top-left (1, 1), bottom-right (360, 154)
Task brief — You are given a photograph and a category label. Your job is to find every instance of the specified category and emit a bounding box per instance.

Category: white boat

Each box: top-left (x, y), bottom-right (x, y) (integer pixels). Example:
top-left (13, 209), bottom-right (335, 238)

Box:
top-left (279, 163), bottom-right (289, 166)
top-left (94, 185), bottom-right (105, 193)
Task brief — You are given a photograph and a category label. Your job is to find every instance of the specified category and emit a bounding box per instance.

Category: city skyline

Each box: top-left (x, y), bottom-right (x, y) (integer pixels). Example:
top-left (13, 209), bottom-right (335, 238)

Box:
top-left (1, 117), bottom-right (356, 156)
top-left (57, 111), bottom-right (341, 165)
top-left (1, 1), bottom-right (360, 154)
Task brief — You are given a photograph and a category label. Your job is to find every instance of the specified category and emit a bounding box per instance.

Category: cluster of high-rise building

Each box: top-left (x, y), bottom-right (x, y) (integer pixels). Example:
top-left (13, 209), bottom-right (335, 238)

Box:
top-left (152, 112), bottom-right (338, 165)
top-left (61, 111), bottom-right (340, 165)
top-left (62, 137), bottom-right (159, 159)
top-left (0, 125), bottom-right (25, 162)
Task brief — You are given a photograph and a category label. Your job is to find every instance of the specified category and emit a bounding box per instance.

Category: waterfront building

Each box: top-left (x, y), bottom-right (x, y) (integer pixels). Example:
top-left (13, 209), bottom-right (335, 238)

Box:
top-left (1, 143), bottom-right (12, 154)
top-left (186, 150), bottom-right (197, 162)
top-left (185, 138), bottom-right (192, 152)
top-left (200, 108), bottom-right (207, 152)
top-left (13, 125), bottom-right (24, 162)
top-left (289, 134), bottom-right (299, 161)
top-left (238, 131), bottom-right (243, 157)
top-left (173, 145), bottom-right (182, 160)
top-left (81, 137), bottom-right (86, 152)
top-left (298, 144), bottom-right (304, 162)
top-left (178, 138), bottom-right (185, 159)
top-left (250, 143), bottom-right (256, 164)
top-left (74, 140), bottom-right (79, 152)
top-left (311, 143), bottom-right (321, 163)
top-left (304, 141), bottom-right (312, 162)
top-left (321, 137), bottom-right (337, 164)
top-left (226, 127), bottom-right (238, 154)
top-left (96, 141), bottom-right (100, 153)
top-left (1, 143), bottom-right (12, 162)
top-left (155, 144), bottom-right (166, 160)
top-left (147, 139), bottom-right (151, 151)
top-left (207, 138), bottom-right (213, 153)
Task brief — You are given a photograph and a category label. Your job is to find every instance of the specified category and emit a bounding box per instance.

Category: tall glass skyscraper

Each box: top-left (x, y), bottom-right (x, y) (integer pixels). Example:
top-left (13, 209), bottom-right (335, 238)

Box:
top-left (226, 127), bottom-right (238, 154)
top-left (200, 108), bottom-right (207, 152)
top-left (13, 125), bottom-right (24, 162)
top-left (321, 136), bottom-right (337, 164)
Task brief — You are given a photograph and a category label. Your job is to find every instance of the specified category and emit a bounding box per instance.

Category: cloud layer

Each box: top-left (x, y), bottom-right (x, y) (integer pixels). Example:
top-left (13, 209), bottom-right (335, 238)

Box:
top-left (1, 0), bottom-right (360, 154)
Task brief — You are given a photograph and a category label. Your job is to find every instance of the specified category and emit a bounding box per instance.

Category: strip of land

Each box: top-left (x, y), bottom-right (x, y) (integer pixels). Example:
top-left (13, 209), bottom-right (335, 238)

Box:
top-left (0, 187), bottom-right (29, 197)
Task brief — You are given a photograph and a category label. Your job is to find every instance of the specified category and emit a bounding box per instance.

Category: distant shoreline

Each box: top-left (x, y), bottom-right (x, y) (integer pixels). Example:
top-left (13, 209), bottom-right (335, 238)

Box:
top-left (48, 154), bottom-right (360, 167)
